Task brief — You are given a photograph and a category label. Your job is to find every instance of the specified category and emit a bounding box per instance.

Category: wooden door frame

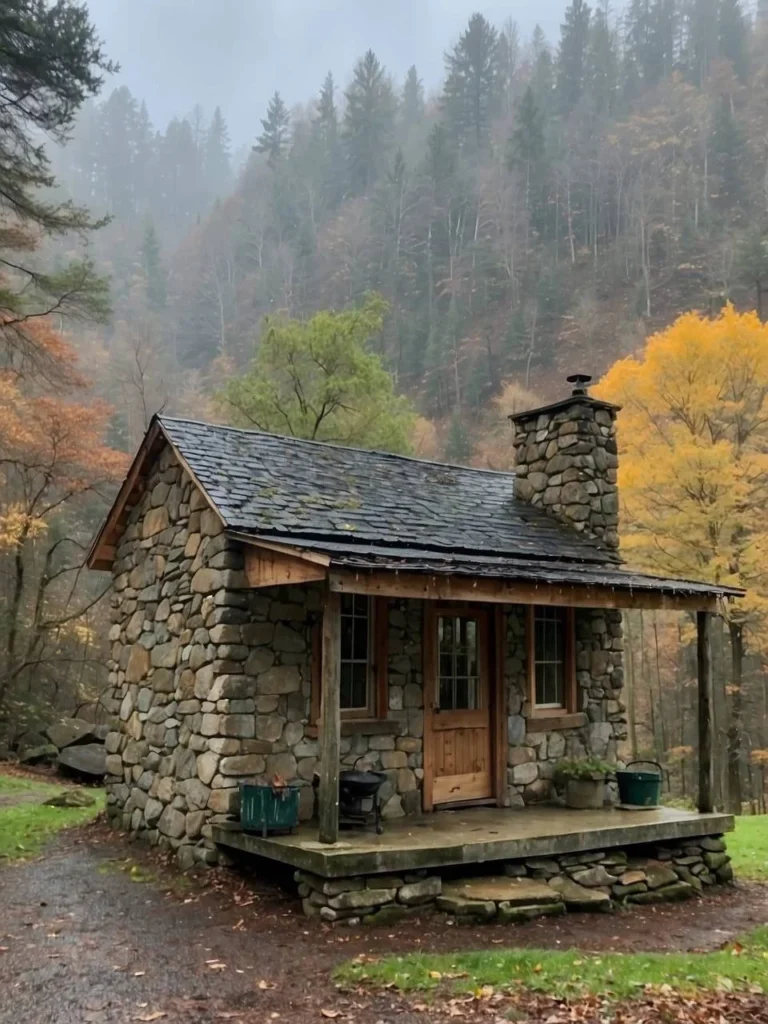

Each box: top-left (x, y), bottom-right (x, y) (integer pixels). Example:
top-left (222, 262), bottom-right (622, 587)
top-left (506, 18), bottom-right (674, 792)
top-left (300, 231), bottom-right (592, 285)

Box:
top-left (422, 603), bottom-right (507, 812)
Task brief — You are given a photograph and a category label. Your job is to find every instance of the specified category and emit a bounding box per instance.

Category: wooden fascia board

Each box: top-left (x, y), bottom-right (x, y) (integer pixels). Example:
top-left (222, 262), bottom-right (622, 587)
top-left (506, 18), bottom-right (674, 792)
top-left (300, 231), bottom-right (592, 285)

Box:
top-left (329, 569), bottom-right (720, 613)
top-left (86, 420), bottom-right (163, 570)
top-left (244, 544), bottom-right (329, 588)
top-left (235, 535), bottom-right (331, 567)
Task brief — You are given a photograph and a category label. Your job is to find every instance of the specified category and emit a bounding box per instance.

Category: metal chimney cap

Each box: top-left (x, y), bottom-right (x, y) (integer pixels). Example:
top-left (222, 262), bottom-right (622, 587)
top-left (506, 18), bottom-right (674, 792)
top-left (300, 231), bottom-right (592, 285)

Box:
top-left (566, 373), bottom-right (592, 396)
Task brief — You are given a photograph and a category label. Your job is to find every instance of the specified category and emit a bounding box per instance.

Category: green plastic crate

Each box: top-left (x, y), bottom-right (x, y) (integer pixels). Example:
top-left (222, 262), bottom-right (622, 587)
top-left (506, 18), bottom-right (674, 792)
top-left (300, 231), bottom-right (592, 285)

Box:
top-left (240, 782), bottom-right (300, 836)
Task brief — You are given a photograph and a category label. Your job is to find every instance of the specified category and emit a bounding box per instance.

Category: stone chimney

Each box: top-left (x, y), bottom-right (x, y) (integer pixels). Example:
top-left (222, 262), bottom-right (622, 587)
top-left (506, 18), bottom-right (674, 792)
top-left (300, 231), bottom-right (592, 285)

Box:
top-left (510, 375), bottom-right (621, 550)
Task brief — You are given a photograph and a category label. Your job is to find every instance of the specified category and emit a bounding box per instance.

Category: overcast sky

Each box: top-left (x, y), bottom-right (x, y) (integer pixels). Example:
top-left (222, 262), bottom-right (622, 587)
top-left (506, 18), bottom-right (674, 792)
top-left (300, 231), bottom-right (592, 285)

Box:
top-left (85, 1), bottom-right (564, 146)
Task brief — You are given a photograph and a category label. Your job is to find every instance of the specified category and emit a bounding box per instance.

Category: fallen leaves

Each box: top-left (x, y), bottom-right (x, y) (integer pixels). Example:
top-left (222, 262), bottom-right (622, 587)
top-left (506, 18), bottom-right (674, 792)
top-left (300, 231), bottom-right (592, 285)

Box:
top-left (319, 1011), bottom-right (343, 1019)
top-left (132, 1013), bottom-right (166, 1022)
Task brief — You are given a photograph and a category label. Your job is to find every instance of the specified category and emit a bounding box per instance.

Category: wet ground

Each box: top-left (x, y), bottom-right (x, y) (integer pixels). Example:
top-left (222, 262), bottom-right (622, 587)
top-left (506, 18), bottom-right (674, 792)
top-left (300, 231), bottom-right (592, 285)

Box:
top-left (2, 821), bottom-right (768, 1024)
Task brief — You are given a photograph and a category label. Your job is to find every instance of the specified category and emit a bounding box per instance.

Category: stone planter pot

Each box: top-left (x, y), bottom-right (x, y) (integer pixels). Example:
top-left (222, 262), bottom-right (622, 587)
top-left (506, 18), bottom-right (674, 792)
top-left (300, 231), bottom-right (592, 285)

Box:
top-left (564, 776), bottom-right (606, 809)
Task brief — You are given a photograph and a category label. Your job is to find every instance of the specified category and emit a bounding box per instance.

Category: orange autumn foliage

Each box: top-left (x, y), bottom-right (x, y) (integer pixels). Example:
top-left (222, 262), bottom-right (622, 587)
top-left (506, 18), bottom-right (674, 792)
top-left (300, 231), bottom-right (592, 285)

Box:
top-left (0, 320), bottom-right (128, 705)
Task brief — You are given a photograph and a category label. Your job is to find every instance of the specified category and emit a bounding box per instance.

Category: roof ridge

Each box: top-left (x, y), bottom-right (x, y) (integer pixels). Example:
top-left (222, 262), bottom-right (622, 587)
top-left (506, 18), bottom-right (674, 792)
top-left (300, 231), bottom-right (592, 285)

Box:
top-left (157, 415), bottom-right (514, 477)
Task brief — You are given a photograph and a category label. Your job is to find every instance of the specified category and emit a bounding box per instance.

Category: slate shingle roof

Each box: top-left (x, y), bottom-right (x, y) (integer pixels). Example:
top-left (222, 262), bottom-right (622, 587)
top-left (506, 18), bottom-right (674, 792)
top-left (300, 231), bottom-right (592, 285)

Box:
top-left (159, 416), bottom-right (616, 566)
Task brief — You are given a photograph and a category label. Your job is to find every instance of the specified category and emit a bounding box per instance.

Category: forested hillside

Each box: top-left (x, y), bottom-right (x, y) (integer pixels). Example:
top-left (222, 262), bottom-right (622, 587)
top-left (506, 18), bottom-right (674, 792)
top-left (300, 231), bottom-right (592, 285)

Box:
top-left (50, 0), bottom-right (768, 459)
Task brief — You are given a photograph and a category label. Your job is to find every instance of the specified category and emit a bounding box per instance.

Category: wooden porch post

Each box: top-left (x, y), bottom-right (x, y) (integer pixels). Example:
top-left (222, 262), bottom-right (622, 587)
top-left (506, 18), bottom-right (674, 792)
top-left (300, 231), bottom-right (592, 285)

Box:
top-left (318, 588), bottom-right (341, 844)
top-left (697, 610), bottom-right (714, 814)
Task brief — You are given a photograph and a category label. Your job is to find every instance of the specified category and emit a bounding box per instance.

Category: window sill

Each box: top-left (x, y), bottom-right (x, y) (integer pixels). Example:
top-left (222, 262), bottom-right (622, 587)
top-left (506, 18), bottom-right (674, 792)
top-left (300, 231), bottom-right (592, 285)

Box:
top-left (527, 712), bottom-right (587, 733)
top-left (306, 718), bottom-right (400, 738)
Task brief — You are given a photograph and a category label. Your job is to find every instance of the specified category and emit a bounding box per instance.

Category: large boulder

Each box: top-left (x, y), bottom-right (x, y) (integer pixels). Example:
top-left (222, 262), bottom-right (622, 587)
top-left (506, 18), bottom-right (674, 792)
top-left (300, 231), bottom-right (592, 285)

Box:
top-left (16, 730), bottom-right (49, 755)
top-left (46, 717), bottom-right (100, 750)
top-left (44, 789), bottom-right (96, 808)
top-left (58, 743), bottom-right (106, 779)
top-left (19, 743), bottom-right (58, 765)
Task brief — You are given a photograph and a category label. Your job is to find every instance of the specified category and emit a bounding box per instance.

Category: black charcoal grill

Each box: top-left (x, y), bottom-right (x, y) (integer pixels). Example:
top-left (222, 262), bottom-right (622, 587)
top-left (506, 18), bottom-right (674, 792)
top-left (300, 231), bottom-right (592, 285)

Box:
top-left (313, 757), bottom-right (386, 833)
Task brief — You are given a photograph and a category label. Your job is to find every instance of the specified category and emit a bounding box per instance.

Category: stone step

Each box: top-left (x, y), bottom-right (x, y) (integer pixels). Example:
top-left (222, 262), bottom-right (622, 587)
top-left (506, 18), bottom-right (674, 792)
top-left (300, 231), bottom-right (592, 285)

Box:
top-left (442, 876), bottom-right (561, 908)
top-left (549, 876), bottom-right (613, 912)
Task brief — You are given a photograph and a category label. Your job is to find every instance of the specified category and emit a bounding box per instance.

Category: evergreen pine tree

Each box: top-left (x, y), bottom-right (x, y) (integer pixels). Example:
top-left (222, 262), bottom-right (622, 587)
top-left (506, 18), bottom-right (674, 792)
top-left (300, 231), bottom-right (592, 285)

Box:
top-left (444, 413), bottom-right (473, 463)
top-left (531, 26), bottom-right (556, 114)
top-left (139, 221), bottom-right (167, 310)
top-left (587, 3), bottom-right (619, 113)
top-left (204, 106), bottom-right (232, 197)
top-left (400, 65), bottom-right (425, 130)
top-left (256, 91), bottom-right (291, 165)
top-left (718, 0), bottom-right (748, 80)
top-left (499, 19), bottom-right (521, 118)
top-left (710, 98), bottom-right (746, 208)
top-left (343, 50), bottom-right (396, 193)
top-left (508, 87), bottom-right (548, 233)
top-left (556, 0), bottom-right (592, 115)
top-left (442, 13), bottom-right (504, 151)
top-left (685, 0), bottom-right (719, 86)
top-left (312, 71), bottom-right (344, 207)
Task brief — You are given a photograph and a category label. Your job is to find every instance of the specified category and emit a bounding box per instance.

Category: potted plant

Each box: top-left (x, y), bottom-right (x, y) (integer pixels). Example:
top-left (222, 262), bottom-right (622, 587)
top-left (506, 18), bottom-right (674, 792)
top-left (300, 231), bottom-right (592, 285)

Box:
top-left (556, 757), bottom-right (615, 810)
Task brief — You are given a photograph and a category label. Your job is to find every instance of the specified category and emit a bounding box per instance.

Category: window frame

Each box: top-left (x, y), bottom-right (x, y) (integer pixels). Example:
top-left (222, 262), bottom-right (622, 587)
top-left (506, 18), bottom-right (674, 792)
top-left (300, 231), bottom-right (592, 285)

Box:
top-left (338, 593), bottom-right (376, 718)
top-left (311, 596), bottom-right (389, 723)
top-left (526, 605), bottom-right (576, 716)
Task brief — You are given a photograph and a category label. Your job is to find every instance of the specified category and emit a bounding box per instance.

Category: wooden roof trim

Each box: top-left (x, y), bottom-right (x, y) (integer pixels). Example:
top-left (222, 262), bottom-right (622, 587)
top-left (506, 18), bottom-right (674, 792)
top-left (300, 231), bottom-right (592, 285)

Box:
top-left (87, 420), bottom-right (163, 570)
top-left (329, 570), bottom-right (721, 613)
top-left (232, 535), bottom-right (331, 567)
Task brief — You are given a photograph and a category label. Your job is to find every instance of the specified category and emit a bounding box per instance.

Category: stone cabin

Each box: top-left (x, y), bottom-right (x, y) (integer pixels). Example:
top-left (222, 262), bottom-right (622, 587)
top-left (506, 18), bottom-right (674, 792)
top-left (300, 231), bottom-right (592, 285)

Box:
top-left (88, 381), bottom-right (738, 873)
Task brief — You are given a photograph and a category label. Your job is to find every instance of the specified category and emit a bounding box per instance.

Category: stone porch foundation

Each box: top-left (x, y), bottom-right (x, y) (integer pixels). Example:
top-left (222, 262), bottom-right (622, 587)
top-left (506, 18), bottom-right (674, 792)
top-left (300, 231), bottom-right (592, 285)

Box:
top-left (295, 834), bottom-right (732, 924)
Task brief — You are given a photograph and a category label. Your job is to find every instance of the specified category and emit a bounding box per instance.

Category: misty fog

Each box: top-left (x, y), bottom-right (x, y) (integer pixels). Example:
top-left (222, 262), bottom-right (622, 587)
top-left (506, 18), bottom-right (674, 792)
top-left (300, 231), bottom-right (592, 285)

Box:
top-left (86, 0), bottom-right (565, 144)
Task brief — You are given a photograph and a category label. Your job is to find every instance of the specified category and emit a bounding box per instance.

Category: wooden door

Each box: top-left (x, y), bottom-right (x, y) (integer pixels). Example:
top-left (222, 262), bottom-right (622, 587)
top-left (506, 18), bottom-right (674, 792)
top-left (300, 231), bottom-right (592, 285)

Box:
top-left (424, 607), bottom-right (493, 807)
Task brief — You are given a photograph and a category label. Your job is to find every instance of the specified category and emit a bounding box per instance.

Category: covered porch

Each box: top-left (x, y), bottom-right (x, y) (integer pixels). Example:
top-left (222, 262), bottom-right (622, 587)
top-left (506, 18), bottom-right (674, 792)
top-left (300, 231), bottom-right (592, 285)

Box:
top-left (212, 803), bottom-right (734, 879)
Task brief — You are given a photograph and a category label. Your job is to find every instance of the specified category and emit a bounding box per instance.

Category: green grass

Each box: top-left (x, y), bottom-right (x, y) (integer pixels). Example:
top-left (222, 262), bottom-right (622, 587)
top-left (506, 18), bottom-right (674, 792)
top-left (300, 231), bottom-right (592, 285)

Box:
top-left (728, 816), bottom-right (768, 881)
top-left (0, 774), bottom-right (103, 861)
top-left (338, 927), bottom-right (768, 1000)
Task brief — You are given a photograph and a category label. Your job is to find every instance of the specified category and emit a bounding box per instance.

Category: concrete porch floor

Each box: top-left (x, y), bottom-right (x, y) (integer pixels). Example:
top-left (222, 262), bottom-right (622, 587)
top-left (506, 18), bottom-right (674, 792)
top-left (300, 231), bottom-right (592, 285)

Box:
top-left (212, 805), bottom-right (734, 879)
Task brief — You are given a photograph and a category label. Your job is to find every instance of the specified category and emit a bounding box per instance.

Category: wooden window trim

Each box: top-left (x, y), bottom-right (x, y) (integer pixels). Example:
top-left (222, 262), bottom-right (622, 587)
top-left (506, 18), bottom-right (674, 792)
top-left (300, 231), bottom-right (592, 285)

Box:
top-left (526, 605), bottom-right (576, 719)
top-left (311, 596), bottom-right (389, 724)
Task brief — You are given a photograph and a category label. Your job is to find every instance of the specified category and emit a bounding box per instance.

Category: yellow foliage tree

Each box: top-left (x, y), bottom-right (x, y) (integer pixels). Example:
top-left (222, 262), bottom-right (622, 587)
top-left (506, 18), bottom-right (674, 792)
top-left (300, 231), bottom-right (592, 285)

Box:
top-left (594, 304), bottom-right (768, 812)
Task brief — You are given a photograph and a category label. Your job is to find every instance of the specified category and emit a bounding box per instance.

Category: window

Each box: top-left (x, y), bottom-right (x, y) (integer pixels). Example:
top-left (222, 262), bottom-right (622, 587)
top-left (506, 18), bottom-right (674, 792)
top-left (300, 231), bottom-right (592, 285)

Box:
top-left (438, 615), bottom-right (481, 710)
top-left (340, 593), bottom-right (373, 713)
top-left (309, 595), bottom-right (389, 726)
top-left (528, 606), bottom-right (575, 712)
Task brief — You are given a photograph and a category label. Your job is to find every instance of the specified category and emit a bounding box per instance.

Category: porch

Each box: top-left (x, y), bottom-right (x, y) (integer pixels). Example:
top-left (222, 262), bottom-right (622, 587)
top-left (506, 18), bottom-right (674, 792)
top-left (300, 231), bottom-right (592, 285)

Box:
top-left (212, 804), bottom-right (734, 879)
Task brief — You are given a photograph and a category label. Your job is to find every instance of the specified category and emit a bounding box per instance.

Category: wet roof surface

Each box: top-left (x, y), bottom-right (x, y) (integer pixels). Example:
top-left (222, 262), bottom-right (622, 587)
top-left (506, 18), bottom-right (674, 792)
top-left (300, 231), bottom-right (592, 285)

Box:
top-left (160, 416), bottom-right (615, 565)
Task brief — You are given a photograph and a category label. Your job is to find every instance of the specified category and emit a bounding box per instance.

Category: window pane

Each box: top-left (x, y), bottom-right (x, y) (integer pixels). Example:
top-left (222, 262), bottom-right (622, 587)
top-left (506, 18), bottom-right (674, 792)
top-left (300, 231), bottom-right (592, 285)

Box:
top-left (440, 675), bottom-right (454, 709)
top-left (351, 663), bottom-right (368, 709)
top-left (455, 676), bottom-right (469, 709)
top-left (339, 595), bottom-right (371, 712)
top-left (533, 607), bottom-right (567, 707)
top-left (340, 662), bottom-right (354, 709)
top-left (353, 613), bottom-right (368, 660)
top-left (437, 615), bottom-right (481, 711)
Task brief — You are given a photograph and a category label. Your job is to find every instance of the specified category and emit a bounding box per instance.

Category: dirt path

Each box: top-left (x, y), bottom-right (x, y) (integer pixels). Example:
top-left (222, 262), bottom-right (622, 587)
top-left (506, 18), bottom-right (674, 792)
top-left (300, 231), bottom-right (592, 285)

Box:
top-left (2, 824), bottom-right (768, 1024)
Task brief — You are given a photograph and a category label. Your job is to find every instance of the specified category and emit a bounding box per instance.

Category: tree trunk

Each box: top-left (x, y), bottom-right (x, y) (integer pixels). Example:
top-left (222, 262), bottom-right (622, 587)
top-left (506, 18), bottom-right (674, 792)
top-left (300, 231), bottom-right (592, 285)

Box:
top-left (727, 619), bottom-right (744, 815)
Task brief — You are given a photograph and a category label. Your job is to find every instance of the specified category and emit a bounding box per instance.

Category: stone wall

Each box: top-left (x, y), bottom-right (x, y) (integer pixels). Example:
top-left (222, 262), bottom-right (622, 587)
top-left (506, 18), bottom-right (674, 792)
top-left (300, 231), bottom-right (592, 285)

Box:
top-left (103, 445), bottom-right (319, 866)
top-left (103, 448), bottom-right (427, 863)
top-left (295, 834), bottom-right (732, 923)
top-left (503, 606), bottom-right (626, 806)
top-left (511, 397), bottom-right (619, 549)
top-left (103, 444), bottom-right (626, 867)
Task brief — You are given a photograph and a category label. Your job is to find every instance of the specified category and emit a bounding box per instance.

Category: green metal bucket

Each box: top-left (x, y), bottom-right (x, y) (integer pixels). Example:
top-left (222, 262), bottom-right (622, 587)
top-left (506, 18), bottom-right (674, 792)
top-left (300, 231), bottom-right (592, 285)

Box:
top-left (616, 761), bottom-right (662, 807)
top-left (240, 782), bottom-right (300, 837)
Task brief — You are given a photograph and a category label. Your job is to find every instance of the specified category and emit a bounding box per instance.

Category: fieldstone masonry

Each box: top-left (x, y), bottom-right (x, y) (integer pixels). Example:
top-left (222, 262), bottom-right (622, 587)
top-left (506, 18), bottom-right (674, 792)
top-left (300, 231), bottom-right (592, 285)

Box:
top-left (103, 433), bottom-right (628, 867)
top-left (102, 444), bottom-right (428, 864)
top-left (294, 834), bottom-right (732, 925)
top-left (511, 395), bottom-right (620, 549)
top-left (504, 605), bottom-right (625, 806)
